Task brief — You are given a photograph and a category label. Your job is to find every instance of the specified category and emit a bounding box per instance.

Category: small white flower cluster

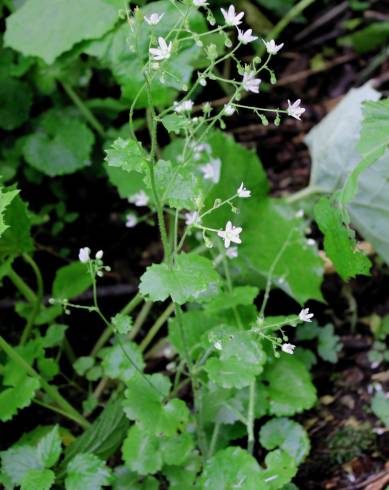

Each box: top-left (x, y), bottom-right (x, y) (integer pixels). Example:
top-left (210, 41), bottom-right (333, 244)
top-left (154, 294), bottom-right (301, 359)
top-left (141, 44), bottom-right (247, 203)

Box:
top-left (278, 308), bottom-right (314, 356)
top-left (129, 191), bottom-right (149, 207)
top-left (78, 247), bottom-right (110, 277)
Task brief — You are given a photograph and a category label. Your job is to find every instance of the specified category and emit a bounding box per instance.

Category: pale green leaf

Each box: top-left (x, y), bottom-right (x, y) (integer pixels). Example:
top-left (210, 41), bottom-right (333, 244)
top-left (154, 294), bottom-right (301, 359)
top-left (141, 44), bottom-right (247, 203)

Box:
top-left (122, 425), bottom-right (162, 476)
top-left (258, 449), bottom-right (298, 489)
top-left (139, 253), bottom-right (221, 304)
top-left (1, 446), bottom-right (41, 486)
top-left (160, 432), bottom-right (194, 466)
top-left (5, 0), bottom-right (121, 64)
top-left (205, 286), bottom-right (259, 313)
top-left (73, 357), bottom-right (95, 376)
top-left (317, 324), bottom-right (342, 363)
top-left (198, 446), bottom-right (262, 490)
top-left (261, 356), bottom-right (317, 416)
top-left (0, 79), bottom-right (32, 130)
top-left (20, 468), bottom-right (55, 490)
top-left (104, 138), bottom-right (147, 174)
top-left (52, 262), bottom-right (93, 300)
top-left (105, 165), bottom-right (145, 200)
top-left (42, 324), bottom-right (68, 348)
top-left (314, 197), bottom-right (371, 279)
top-left (161, 114), bottom-right (192, 133)
top-left (36, 425), bottom-right (62, 468)
top-left (101, 340), bottom-right (144, 383)
top-left (0, 376), bottom-right (40, 422)
top-left (111, 314), bottom-right (133, 335)
top-left (123, 373), bottom-right (189, 436)
top-left (372, 392), bottom-right (389, 427)
top-left (259, 418), bottom-right (310, 464)
top-left (0, 187), bottom-right (19, 239)
top-left (23, 110), bottom-right (95, 176)
top-left (65, 453), bottom-right (111, 490)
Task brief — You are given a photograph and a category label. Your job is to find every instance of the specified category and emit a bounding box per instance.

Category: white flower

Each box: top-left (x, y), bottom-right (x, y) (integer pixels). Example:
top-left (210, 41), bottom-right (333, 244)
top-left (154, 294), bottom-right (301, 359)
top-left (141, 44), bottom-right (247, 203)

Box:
top-left (144, 12), bottom-right (164, 25)
top-left (129, 191), bottom-right (149, 207)
top-left (200, 158), bottom-right (221, 183)
top-left (79, 247), bottom-right (90, 263)
top-left (287, 99), bottom-right (305, 120)
top-left (185, 211), bottom-right (200, 226)
top-left (295, 209), bottom-right (304, 218)
top-left (221, 5), bottom-right (244, 26)
top-left (242, 72), bottom-right (261, 93)
top-left (264, 39), bottom-right (284, 55)
top-left (226, 246), bottom-right (238, 259)
top-left (193, 0), bottom-right (208, 6)
top-left (199, 77), bottom-right (207, 86)
top-left (224, 104), bottom-right (235, 116)
top-left (125, 214), bottom-right (138, 228)
top-left (149, 37), bottom-right (172, 61)
top-left (237, 28), bottom-right (258, 44)
top-left (214, 340), bottom-right (223, 350)
top-left (282, 343), bottom-right (295, 355)
top-left (218, 221), bottom-right (242, 248)
top-left (307, 238), bottom-right (316, 246)
top-left (237, 182), bottom-right (251, 198)
top-left (299, 308), bottom-right (314, 322)
top-left (174, 100), bottom-right (194, 113)
top-left (95, 250), bottom-right (104, 260)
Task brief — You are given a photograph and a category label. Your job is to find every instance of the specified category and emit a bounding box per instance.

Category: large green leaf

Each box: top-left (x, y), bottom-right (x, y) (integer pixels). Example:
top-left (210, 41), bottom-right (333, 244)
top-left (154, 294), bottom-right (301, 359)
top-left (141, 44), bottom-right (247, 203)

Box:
top-left (122, 425), bottom-right (162, 476)
top-left (257, 449), bottom-right (297, 489)
top-left (123, 373), bottom-right (189, 436)
top-left (0, 79), bottom-right (32, 130)
top-left (101, 340), bottom-right (144, 383)
top-left (259, 418), bottom-right (310, 464)
top-left (305, 84), bottom-right (389, 265)
top-left (261, 355), bottom-right (317, 416)
top-left (36, 425), bottom-right (62, 468)
top-left (314, 197), bottom-right (371, 279)
top-left (65, 453), bottom-right (111, 490)
top-left (20, 468), bottom-right (55, 490)
top-left (0, 376), bottom-right (40, 422)
top-left (198, 447), bottom-right (263, 490)
top-left (23, 110), bottom-right (95, 176)
top-left (203, 132), bottom-right (323, 303)
top-left (1, 446), bottom-right (41, 487)
top-left (0, 192), bottom-right (33, 258)
top-left (5, 0), bottom-right (121, 64)
top-left (104, 138), bottom-right (147, 174)
top-left (52, 262), bottom-right (93, 300)
top-left (139, 253), bottom-right (221, 304)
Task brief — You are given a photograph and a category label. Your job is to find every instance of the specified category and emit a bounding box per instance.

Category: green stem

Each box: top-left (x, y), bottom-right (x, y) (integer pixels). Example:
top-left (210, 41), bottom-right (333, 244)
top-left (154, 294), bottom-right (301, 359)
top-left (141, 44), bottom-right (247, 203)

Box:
top-left (0, 335), bottom-right (89, 429)
top-left (140, 303), bottom-right (175, 353)
top-left (62, 82), bottom-right (105, 137)
top-left (247, 380), bottom-right (256, 454)
top-left (20, 254), bottom-right (44, 345)
top-left (285, 185), bottom-right (322, 203)
top-left (7, 267), bottom-right (36, 304)
top-left (208, 422), bottom-right (221, 459)
top-left (130, 301), bottom-right (153, 340)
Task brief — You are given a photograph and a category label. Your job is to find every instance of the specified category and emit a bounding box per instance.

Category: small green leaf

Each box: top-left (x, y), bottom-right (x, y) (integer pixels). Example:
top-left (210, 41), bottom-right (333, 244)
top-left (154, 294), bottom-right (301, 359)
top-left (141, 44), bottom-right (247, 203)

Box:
top-left (101, 340), bottom-right (144, 382)
top-left (205, 286), bottom-right (259, 313)
top-left (258, 449), bottom-right (297, 489)
top-left (36, 425), bottom-right (62, 468)
top-left (1, 446), bottom-right (41, 486)
top-left (259, 418), bottom-right (310, 464)
top-left (123, 373), bottom-right (189, 436)
top-left (317, 324), bottom-right (342, 363)
top-left (0, 376), bottom-right (40, 422)
top-left (5, 0), bottom-right (121, 64)
top-left (65, 453), bottom-right (111, 490)
top-left (23, 110), bottom-right (95, 177)
top-left (372, 392), bottom-right (389, 427)
top-left (0, 191), bottom-right (33, 258)
top-left (314, 197), bottom-right (371, 279)
top-left (52, 262), bottom-right (93, 300)
top-left (42, 324), bottom-right (68, 348)
top-left (122, 425), bottom-right (162, 476)
top-left (160, 432), bottom-right (194, 466)
top-left (161, 114), bottom-right (191, 133)
top-left (0, 79), bottom-right (32, 130)
top-left (0, 186), bottom-right (19, 238)
top-left (198, 446), bottom-right (263, 489)
top-left (111, 314), bottom-right (133, 335)
top-left (262, 356), bottom-right (317, 416)
top-left (140, 253), bottom-right (221, 304)
top-left (73, 357), bottom-right (95, 376)
top-left (104, 138), bottom-right (147, 174)
top-left (20, 468), bottom-right (55, 490)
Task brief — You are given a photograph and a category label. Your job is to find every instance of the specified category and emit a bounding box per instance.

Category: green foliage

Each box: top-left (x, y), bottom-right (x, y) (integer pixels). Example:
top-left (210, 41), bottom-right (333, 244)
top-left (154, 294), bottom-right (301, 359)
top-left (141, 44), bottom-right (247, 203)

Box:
top-left (140, 253), bottom-right (221, 304)
top-left (20, 468), bottom-right (55, 490)
top-left (371, 392), bottom-right (389, 427)
top-left (111, 314), bottom-right (133, 335)
top-left (52, 262), bottom-right (93, 299)
top-left (65, 453), bottom-right (111, 490)
top-left (314, 197), bottom-right (371, 279)
top-left (105, 138), bottom-right (148, 174)
top-left (0, 191), bottom-right (33, 258)
top-left (297, 323), bottom-right (342, 363)
top-left (0, 79), bottom-right (32, 130)
top-left (259, 418), bottom-right (310, 464)
top-left (0, 187), bottom-right (18, 238)
top-left (0, 376), bottom-right (40, 422)
top-left (23, 110), bottom-right (95, 176)
top-left (5, 0), bottom-right (121, 64)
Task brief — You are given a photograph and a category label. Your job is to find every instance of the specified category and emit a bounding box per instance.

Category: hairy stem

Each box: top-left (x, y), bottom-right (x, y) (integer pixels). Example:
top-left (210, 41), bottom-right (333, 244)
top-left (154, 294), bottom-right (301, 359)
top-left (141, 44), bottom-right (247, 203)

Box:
top-left (20, 254), bottom-right (44, 345)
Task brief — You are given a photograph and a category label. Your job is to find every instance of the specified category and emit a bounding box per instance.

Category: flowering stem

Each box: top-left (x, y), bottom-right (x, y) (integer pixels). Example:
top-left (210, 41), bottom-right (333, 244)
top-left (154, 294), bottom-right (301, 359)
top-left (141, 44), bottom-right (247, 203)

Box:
top-left (286, 185), bottom-right (322, 203)
top-left (247, 380), bottom-right (256, 454)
